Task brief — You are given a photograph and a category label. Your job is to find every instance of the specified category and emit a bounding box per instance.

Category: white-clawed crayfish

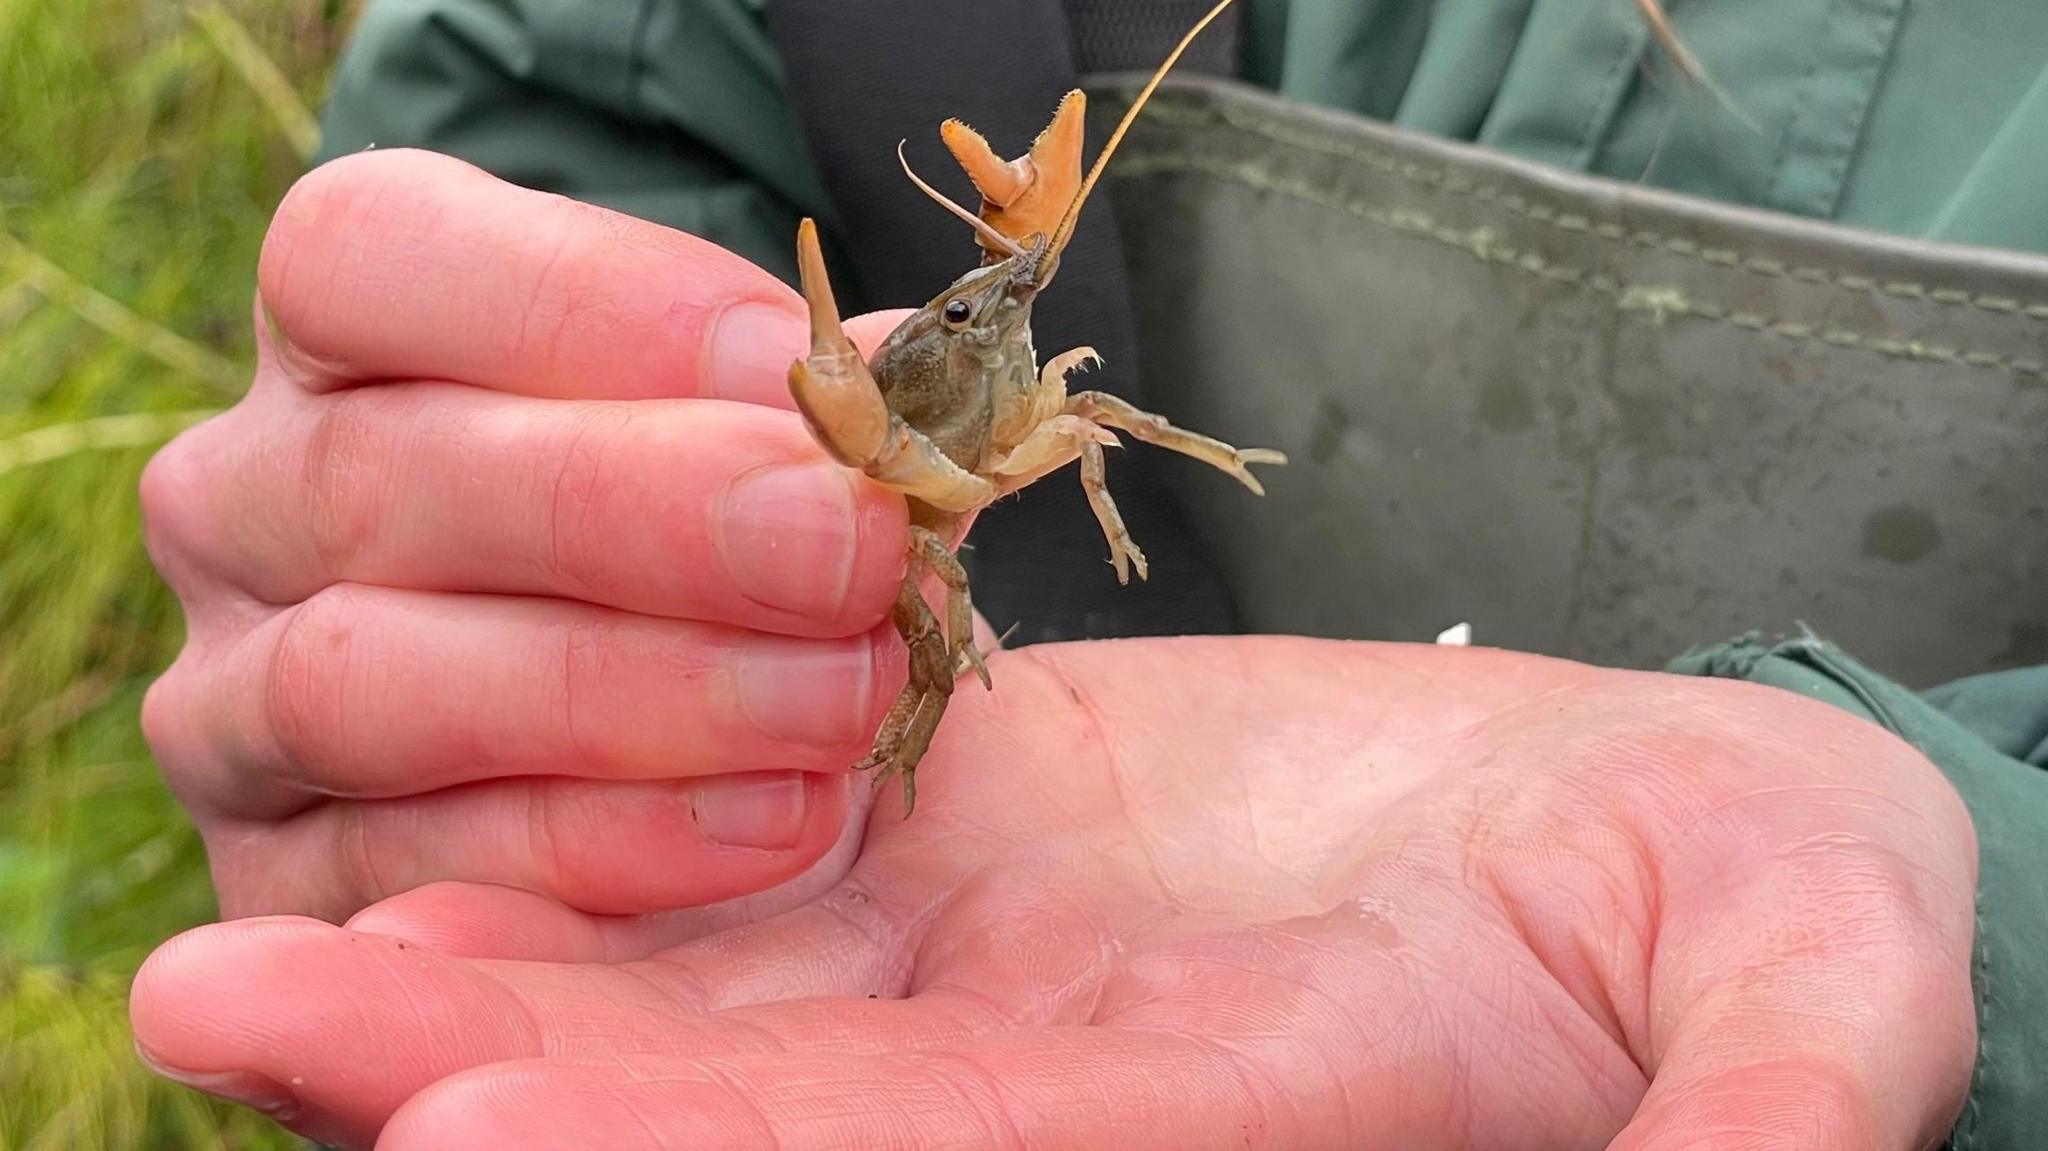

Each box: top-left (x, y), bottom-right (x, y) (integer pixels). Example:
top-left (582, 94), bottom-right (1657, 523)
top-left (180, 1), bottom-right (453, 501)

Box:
top-left (785, 0), bottom-right (1283, 814)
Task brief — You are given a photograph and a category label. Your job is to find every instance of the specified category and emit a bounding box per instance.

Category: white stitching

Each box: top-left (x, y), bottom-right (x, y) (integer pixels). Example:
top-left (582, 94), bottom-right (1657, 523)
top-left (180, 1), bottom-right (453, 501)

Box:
top-left (1112, 151), bottom-right (2048, 384)
top-left (1128, 97), bottom-right (2048, 323)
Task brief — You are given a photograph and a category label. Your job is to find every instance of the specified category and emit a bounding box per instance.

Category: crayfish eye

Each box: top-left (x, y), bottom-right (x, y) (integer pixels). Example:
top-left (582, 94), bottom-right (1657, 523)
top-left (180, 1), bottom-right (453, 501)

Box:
top-left (942, 298), bottom-right (973, 328)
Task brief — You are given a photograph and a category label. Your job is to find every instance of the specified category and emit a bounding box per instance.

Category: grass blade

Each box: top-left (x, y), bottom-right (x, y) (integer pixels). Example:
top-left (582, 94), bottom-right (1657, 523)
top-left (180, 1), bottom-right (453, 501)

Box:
top-left (0, 410), bottom-right (220, 479)
top-left (2, 237), bottom-right (245, 396)
top-left (186, 0), bottom-right (321, 162)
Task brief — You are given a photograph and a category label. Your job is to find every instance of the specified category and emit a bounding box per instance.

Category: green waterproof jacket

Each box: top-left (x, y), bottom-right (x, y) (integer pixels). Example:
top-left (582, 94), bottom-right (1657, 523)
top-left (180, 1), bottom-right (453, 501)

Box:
top-left (314, 2), bottom-right (2047, 1145)
top-left (316, 0), bottom-right (2048, 283)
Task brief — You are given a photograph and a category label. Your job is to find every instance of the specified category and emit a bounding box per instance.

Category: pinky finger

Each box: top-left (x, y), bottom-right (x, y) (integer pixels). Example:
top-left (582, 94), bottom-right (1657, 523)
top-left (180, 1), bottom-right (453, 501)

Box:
top-left (344, 785), bottom-right (873, 964)
top-left (218, 771), bottom-right (854, 922)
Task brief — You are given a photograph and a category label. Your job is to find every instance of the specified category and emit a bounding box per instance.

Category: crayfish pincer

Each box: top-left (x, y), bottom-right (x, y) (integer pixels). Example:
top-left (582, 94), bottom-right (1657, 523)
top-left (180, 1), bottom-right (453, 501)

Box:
top-left (785, 0), bottom-right (1284, 815)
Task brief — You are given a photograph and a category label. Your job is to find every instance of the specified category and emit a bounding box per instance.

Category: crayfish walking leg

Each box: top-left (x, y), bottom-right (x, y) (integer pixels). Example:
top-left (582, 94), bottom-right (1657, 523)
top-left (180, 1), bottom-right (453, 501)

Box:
top-left (859, 523), bottom-right (989, 815)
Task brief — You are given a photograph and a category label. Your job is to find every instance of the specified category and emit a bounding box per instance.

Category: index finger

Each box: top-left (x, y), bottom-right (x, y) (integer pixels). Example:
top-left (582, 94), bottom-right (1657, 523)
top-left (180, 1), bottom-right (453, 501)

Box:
top-left (259, 147), bottom-right (813, 406)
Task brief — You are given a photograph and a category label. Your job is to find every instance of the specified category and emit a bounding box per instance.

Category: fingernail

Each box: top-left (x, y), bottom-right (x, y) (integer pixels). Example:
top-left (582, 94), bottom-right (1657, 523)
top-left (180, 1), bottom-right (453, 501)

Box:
top-left (717, 461), bottom-right (860, 619)
top-left (136, 1042), bottom-right (301, 1120)
top-left (706, 300), bottom-right (807, 406)
top-left (258, 298), bottom-right (360, 392)
top-left (693, 772), bottom-right (811, 850)
top-left (734, 633), bottom-right (876, 746)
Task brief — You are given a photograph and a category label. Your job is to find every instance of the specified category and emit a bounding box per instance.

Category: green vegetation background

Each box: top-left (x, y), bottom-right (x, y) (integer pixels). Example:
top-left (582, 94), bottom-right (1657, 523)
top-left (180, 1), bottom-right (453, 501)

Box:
top-left (2, 1), bottom-right (345, 1145)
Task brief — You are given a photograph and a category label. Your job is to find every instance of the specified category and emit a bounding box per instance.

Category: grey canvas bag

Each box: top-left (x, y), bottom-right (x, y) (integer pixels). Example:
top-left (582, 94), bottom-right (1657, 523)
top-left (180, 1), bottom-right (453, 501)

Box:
top-left (1090, 75), bottom-right (2047, 688)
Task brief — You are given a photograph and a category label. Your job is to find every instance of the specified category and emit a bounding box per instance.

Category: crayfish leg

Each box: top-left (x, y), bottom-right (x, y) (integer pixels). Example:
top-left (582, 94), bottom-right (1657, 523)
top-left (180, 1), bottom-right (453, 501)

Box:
top-left (859, 576), bottom-right (951, 816)
top-left (910, 526), bottom-right (991, 690)
top-left (1078, 435), bottom-right (1149, 585)
top-left (986, 413), bottom-right (1147, 585)
top-left (1066, 390), bottom-right (1288, 496)
top-left (859, 524), bottom-right (992, 816)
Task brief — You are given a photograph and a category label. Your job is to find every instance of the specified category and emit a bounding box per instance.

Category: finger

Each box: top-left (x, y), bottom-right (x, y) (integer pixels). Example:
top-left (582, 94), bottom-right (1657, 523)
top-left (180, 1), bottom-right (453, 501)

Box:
top-left (259, 147), bottom-right (912, 407)
top-left (376, 1030), bottom-right (1310, 1151)
top-left (1608, 704), bottom-right (1980, 1151)
top-left (342, 778), bottom-right (875, 962)
top-left (210, 771), bottom-right (853, 921)
top-left (346, 882), bottom-right (628, 962)
top-left (170, 584), bottom-right (897, 817)
top-left (261, 148), bottom-right (799, 405)
top-left (178, 387), bottom-right (908, 632)
top-left (129, 916), bottom-right (990, 1148)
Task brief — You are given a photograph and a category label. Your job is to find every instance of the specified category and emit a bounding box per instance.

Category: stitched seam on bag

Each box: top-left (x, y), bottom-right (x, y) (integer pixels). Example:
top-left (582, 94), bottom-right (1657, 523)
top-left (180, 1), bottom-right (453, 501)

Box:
top-left (1112, 152), bottom-right (2048, 383)
top-left (1127, 97), bottom-right (2048, 323)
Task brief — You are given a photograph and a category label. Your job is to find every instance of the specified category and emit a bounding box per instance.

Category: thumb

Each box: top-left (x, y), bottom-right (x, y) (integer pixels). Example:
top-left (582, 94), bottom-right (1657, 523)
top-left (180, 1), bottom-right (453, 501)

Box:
top-left (1611, 737), bottom-right (1979, 1150)
top-left (1612, 935), bottom-right (1976, 1151)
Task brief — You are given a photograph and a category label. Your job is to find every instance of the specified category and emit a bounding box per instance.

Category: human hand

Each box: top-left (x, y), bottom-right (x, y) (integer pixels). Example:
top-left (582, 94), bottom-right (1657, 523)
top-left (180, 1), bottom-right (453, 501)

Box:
top-left (138, 148), bottom-right (927, 924)
top-left (131, 638), bottom-right (1978, 1149)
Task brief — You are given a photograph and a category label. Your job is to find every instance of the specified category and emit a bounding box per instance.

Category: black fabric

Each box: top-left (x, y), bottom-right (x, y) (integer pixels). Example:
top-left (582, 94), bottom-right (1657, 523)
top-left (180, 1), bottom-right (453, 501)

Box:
top-left (1062, 0), bottom-right (1242, 75)
top-left (764, 0), bottom-right (1247, 643)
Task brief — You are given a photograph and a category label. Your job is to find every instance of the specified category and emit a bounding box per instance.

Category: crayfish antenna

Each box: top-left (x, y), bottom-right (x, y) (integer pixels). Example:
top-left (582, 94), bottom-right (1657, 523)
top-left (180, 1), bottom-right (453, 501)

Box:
top-left (1041, 0), bottom-right (1237, 281)
top-left (896, 142), bottom-right (1029, 260)
top-left (1634, 0), bottom-right (1758, 132)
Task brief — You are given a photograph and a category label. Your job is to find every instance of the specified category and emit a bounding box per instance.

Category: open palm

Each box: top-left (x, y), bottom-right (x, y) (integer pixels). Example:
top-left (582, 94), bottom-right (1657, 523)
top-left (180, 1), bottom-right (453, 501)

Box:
top-left (132, 638), bottom-right (1976, 1150)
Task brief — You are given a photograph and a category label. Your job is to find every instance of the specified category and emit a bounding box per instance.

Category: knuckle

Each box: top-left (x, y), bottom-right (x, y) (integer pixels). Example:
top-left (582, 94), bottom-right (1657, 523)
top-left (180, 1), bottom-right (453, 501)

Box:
top-left (139, 654), bottom-right (205, 780)
top-left (336, 801), bottom-right (393, 906)
top-left (135, 429), bottom-right (195, 535)
top-left (300, 389), bottom-right (398, 572)
top-left (512, 202), bottom-right (615, 358)
top-left (140, 648), bottom-right (273, 827)
top-left (537, 404), bottom-right (638, 585)
top-left (263, 584), bottom-right (369, 786)
top-left (551, 610), bottom-right (615, 748)
top-left (136, 413), bottom-right (232, 577)
top-left (522, 779), bottom-right (574, 894)
top-left (513, 777), bottom-right (669, 912)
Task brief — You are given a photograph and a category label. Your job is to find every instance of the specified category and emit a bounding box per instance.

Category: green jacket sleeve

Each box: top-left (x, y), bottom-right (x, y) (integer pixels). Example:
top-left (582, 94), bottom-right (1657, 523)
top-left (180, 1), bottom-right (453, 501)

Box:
top-left (314, 0), bottom-right (831, 285)
top-left (1671, 636), bottom-right (2048, 1149)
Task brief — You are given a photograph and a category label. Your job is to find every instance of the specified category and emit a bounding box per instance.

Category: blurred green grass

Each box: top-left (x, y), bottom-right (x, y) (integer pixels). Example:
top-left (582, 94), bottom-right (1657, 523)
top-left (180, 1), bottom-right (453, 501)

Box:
top-left (2, 1), bottom-right (345, 1145)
